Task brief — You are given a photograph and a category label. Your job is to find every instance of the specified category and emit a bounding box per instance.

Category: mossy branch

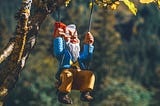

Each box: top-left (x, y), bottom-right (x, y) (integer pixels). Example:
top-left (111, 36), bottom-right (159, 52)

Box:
top-left (0, 0), bottom-right (65, 105)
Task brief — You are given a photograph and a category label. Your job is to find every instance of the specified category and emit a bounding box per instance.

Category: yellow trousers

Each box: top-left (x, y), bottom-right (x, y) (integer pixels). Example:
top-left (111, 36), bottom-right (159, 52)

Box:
top-left (58, 68), bottom-right (95, 93)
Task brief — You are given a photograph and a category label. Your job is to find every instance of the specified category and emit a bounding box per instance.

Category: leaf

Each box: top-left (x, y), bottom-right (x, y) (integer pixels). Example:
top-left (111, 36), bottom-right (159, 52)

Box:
top-left (110, 1), bottom-right (120, 10)
top-left (122, 0), bottom-right (137, 15)
top-left (139, 0), bottom-right (155, 3)
top-left (89, 2), bottom-right (93, 9)
top-left (158, 0), bottom-right (160, 8)
top-left (139, 0), bottom-right (160, 8)
top-left (65, 0), bottom-right (71, 7)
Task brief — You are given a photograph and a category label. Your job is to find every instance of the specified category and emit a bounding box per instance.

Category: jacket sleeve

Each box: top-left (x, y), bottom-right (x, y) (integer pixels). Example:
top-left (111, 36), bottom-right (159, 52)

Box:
top-left (53, 37), bottom-right (64, 59)
top-left (80, 44), bottom-right (94, 61)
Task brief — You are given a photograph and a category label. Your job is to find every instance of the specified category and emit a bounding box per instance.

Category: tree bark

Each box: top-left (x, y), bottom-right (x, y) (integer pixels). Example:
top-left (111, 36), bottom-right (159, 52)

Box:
top-left (0, 0), bottom-right (65, 104)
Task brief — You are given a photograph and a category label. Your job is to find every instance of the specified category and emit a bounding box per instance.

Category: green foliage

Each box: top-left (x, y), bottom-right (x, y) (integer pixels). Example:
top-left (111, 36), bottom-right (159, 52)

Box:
top-left (1, 0), bottom-right (160, 106)
top-left (92, 77), bottom-right (152, 106)
top-left (119, 5), bottom-right (160, 87)
top-left (5, 70), bottom-right (58, 106)
top-left (91, 8), bottom-right (126, 82)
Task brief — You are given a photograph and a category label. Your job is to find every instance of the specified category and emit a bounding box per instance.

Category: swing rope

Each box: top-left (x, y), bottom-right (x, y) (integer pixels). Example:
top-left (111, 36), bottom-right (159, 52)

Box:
top-left (88, 0), bottom-right (94, 32)
top-left (56, 2), bottom-right (61, 29)
top-left (57, 6), bottom-right (61, 23)
top-left (86, 0), bottom-right (95, 69)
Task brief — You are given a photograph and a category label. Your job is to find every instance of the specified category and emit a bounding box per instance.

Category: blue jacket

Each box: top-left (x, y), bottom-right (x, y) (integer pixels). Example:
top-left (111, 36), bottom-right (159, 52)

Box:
top-left (53, 37), bottom-right (94, 79)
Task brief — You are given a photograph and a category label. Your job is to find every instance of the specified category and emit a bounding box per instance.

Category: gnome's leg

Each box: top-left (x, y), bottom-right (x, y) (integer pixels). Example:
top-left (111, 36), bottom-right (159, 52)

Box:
top-left (58, 69), bottom-right (73, 93)
top-left (77, 70), bottom-right (95, 92)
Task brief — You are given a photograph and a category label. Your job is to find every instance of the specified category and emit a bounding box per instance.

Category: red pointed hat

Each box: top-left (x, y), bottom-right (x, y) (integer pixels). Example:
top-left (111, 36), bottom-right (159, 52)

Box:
top-left (53, 22), bottom-right (66, 38)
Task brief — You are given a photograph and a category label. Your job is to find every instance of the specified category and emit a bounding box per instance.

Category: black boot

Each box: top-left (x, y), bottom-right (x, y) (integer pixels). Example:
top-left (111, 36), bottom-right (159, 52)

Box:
top-left (80, 91), bottom-right (94, 102)
top-left (58, 92), bottom-right (73, 104)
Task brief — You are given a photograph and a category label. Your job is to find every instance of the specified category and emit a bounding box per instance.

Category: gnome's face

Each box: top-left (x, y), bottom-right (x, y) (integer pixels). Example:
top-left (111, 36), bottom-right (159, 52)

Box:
top-left (65, 24), bottom-right (80, 62)
top-left (65, 24), bottom-right (80, 44)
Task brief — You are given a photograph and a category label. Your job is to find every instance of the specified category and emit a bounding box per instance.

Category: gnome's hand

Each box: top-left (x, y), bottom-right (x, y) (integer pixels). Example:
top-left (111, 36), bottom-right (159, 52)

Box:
top-left (84, 32), bottom-right (94, 44)
top-left (54, 28), bottom-right (66, 38)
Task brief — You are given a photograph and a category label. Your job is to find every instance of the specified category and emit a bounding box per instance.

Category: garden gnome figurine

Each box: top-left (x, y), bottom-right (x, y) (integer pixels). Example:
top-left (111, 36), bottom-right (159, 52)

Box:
top-left (53, 22), bottom-right (95, 104)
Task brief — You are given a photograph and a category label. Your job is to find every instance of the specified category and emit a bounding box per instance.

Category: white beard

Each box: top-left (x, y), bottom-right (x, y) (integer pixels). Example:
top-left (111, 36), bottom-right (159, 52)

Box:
top-left (66, 42), bottom-right (80, 62)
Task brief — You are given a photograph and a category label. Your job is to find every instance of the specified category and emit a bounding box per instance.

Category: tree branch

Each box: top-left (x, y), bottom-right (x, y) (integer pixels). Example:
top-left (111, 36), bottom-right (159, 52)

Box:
top-left (0, 0), bottom-right (65, 104)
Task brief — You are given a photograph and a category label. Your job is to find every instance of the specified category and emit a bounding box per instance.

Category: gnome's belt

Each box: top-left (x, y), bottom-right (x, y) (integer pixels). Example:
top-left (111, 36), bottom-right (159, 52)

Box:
top-left (70, 66), bottom-right (80, 70)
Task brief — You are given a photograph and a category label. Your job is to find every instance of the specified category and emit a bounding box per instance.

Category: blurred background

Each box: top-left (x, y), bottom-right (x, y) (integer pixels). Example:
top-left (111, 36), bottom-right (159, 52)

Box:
top-left (0, 0), bottom-right (160, 106)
